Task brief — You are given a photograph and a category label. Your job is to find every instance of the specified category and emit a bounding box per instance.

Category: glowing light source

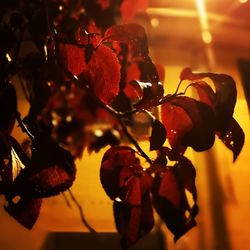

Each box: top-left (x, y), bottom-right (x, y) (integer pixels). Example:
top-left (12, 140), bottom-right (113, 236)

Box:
top-left (239, 0), bottom-right (248, 3)
top-left (202, 30), bottom-right (212, 44)
top-left (195, 0), bottom-right (213, 44)
top-left (150, 18), bottom-right (159, 28)
top-left (6, 53), bottom-right (12, 62)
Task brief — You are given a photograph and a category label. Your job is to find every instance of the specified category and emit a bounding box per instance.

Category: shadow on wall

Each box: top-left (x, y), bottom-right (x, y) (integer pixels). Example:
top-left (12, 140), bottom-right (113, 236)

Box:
top-left (40, 232), bottom-right (166, 250)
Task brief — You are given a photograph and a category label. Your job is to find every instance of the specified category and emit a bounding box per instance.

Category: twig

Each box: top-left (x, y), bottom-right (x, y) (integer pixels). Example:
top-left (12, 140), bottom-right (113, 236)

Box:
top-left (61, 192), bottom-right (72, 208)
top-left (174, 79), bottom-right (183, 95)
top-left (68, 189), bottom-right (97, 234)
top-left (15, 112), bottom-right (35, 140)
top-left (119, 119), bottom-right (152, 164)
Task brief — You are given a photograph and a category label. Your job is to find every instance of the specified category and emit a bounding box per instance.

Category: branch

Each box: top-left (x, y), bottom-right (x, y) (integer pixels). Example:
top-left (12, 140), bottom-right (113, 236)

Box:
top-left (61, 192), bottom-right (72, 208)
top-left (68, 189), bottom-right (97, 234)
top-left (15, 112), bottom-right (35, 140)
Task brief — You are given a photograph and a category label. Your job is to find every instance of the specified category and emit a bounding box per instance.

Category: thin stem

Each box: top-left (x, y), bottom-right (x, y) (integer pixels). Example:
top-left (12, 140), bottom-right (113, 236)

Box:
top-left (119, 119), bottom-right (152, 164)
top-left (61, 192), bottom-right (72, 208)
top-left (174, 79), bottom-right (183, 95)
top-left (15, 112), bottom-right (35, 140)
top-left (68, 189), bottom-right (97, 234)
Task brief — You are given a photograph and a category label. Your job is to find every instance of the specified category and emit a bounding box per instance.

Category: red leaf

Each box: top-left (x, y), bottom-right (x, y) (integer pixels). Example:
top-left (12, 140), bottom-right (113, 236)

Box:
top-left (4, 198), bottom-right (42, 229)
top-left (174, 156), bottom-right (197, 203)
top-left (121, 0), bottom-right (149, 22)
top-left (153, 195), bottom-right (196, 242)
top-left (59, 43), bottom-right (120, 104)
top-left (179, 67), bottom-right (193, 81)
top-left (100, 146), bottom-right (152, 205)
top-left (188, 81), bottom-right (216, 111)
top-left (124, 57), bottom-right (164, 109)
top-left (180, 68), bottom-right (237, 135)
top-left (218, 118), bottom-right (245, 162)
top-left (153, 166), bottom-right (198, 241)
top-left (150, 119), bottom-right (167, 151)
top-left (124, 62), bottom-right (143, 101)
top-left (161, 96), bottom-right (216, 153)
top-left (113, 193), bottom-right (154, 249)
top-left (161, 100), bottom-right (192, 154)
top-left (158, 168), bottom-right (181, 208)
top-left (104, 23), bottom-right (148, 57)
top-left (11, 135), bottom-right (76, 198)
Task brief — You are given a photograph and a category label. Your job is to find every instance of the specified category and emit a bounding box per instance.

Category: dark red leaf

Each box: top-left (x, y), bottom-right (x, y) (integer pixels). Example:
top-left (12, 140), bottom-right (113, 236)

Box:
top-left (134, 57), bottom-right (164, 109)
top-left (0, 83), bottom-right (17, 134)
top-left (150, 119), bottom-right (167, 151)
top-left (4, 198), bottom-right (42, 229)
top-left (158, 168), bottom-right (181, 208)
top-left (59, 43), bottom-right (120, 104)
top-left (120, 0), bottom-right (149, 22)
top-left (187, 81), bottom-right (216, 111)
top-left (11, 135), bottom-right (76, 198)
top-left (161, 96), bottom-right (216, 153)
top-left (161, 99), bottom-right (192, 154)
top-left (180, 68), bottom-right (237, 135)
top-left (104, 23), bottom-right (148, 57)
top-left (174, 156), bottom-right (197, 203)
top-left (153, 166), bottom-right (198, 241)
top-left (100, 146), bottom-right (152, 204)
top-left (153, 195), bottom-right (196, 242)
top-left (218, 118), bottom-right (245, 162)
top-left (124, 56), bottom-right (164, 109)
top-left (113, 193), bottom-right (154, 249)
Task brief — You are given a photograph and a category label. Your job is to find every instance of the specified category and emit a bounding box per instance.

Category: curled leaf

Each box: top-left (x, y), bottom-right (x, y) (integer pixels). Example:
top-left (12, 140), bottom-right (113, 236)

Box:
top-left (4, 198), bottom-right (42, 229)
top-left (180, 68), bottom-right (237, 135)
top-left (153, 163), bottom-right (198, 241)
top-left (121, 0), bottom-right (149, 22)
top-left (100, 146), bottom-right (152, 204)
top-left (187, 81), bottom-right (216, 111)
top-left (161, 96), bottom-right (216, 154)
top-left (59, 43), bottom-right (120, 104)
top-left (10, 134), bottom-right (76, 199)
top-left (218, 118), bottom-right (245, 162)
top-left (104, 23), bottom-right (148, 57)
top-left (113, 193), bottom-right (154, 249)
top-left (150, 119), bottom-right (167, 151)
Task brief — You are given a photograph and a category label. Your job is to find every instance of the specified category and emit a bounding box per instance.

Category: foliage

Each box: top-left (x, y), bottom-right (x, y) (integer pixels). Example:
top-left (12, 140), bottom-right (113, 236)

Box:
top-left (0, 0), bottom-right (244, 249)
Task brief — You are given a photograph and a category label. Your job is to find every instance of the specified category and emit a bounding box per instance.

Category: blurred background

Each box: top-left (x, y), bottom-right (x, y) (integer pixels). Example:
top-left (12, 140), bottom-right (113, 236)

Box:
top-left (0, 0), bottom-right (249, 249)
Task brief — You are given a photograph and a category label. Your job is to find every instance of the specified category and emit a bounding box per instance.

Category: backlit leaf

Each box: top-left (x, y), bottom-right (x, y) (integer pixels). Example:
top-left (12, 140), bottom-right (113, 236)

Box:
top-left (219, 118), bottom-right (245, 162)
top-left (60, 43), bottom-right (120, 104)
top-left (180, 68), bottom-right (237, 135)
top-left (104, 23), bottom-right (148, 57)
top-left (113, 192), bottom-right (154, 249)
top-left (153, 166), bottom-right (198, 241)
top-left (100, 146), bottom-right (152, 205)
top-left (150, 119), bottom-right (167, 151)
top-left (161, 96), bottom-right (216, 153)
top-left (121, 0), bottom-right (149, 22)
top-left (4, 198), bottom-right (42, 229)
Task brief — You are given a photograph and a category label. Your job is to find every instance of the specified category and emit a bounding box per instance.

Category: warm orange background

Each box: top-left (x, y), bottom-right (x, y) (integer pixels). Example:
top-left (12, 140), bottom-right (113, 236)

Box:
top-left (0, 1), bottom-right (250, 249)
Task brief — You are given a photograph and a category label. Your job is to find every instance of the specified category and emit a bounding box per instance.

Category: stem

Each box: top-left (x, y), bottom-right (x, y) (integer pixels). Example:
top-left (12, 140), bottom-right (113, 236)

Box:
top-left (61, 192), bottom-right (72, 208)
top-left (15, 112), bottom-right (35, 140)
top-left (174, 79), bottom-right (183, 95)
top-left (119, 119), bottom-right (152, 164)
top-left (68, 189), bottom-right (97, 234)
